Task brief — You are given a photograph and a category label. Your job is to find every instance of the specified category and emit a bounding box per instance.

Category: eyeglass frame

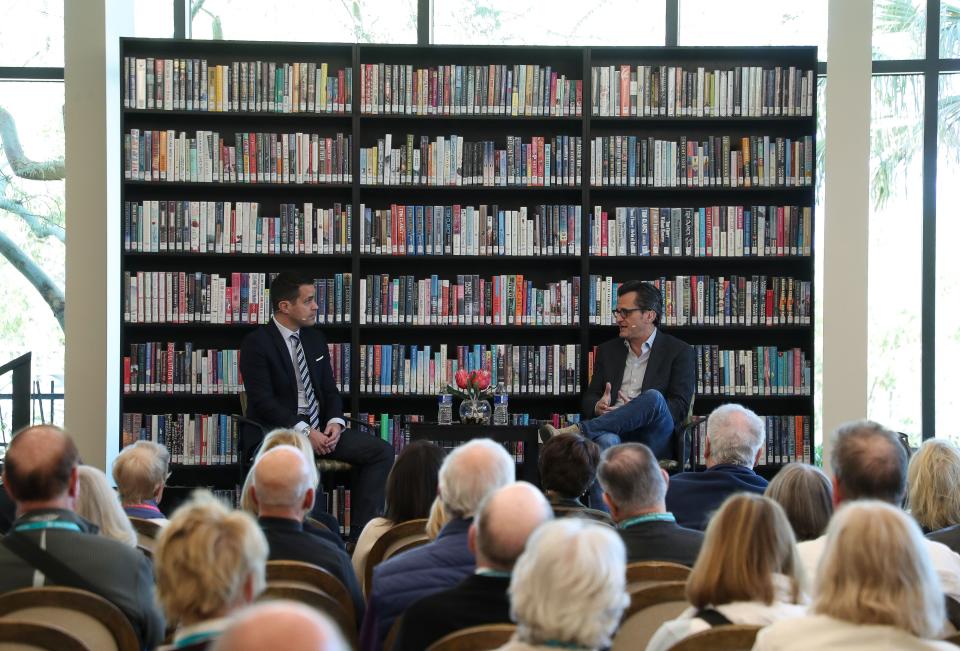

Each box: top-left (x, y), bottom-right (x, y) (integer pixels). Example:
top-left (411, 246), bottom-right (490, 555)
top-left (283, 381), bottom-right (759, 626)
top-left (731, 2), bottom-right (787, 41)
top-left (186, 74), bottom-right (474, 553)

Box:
top-left (612, 306), bottom-right (652, 320)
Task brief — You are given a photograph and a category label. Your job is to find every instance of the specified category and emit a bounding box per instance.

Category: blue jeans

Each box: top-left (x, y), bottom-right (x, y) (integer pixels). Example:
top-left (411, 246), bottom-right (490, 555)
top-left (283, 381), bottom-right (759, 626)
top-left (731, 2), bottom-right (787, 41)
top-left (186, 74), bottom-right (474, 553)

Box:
top-left (580, 389), bottom-right (675, 508)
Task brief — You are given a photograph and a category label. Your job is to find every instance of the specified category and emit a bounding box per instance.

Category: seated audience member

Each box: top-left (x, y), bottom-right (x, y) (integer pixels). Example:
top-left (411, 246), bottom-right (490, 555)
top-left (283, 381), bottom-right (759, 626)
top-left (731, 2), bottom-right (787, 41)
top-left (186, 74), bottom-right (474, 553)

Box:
top-left (797, 420), bottom-right (960, 600)
top-left (665, 403), bottom-right (768, 530)
top-left (251, 445), bottom-right (363, 622)
top-left (154, 490), bottom-right (267, 647)
top-left (353, 440), bottom-right (445, 585)
top-left (495, 519), bottom-right (629, 651)
top-left (597, 443), bottom-right (703, 565)
top-left (646, 494), bottom-right (806, 651)
top-left (361, 438), bottom-right (515, 651)
top-left (538, 432), bottom-right (611, 523)
top-left (909, 439), bottom-right (960, 534)
top-left (76, 465), bottom-right (137, 547)
top-left (764, 462), bottom-right (833, 542)
top-left (753, 501), bottom-right (954, 651)
top-left (240, 428), bottom-right (343, 550)
top-left (425, 495), bottom-right (447, 540)
top-left (394, 482), bottom-right (554, 651)
top-left (211, 600), bottom-right (350, 651)
top-left (0, 425), bottom-right (164, 649)
top-left (112, 439), bottom-right (170, 523)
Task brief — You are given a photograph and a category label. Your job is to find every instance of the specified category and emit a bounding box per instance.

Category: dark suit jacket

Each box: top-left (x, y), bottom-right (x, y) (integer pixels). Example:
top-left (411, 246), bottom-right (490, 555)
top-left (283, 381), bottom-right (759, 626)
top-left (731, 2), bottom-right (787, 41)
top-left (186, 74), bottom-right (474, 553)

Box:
top-left (239, 321), bottom-right (343, 457)
top-left (928, 524), bottom-right (960, 555)
top-left (0, 509), bottom-right (165, 649)
top-left (582, 330), bottom-right (695, 431)
top-left (665, 464), bottom-right (769, 531)
top-left (619, 517), bottom-right (704, 566)
top-left (259, 516), bottom-right (364, 625)
top-left (393, 574), bottom-right (512, 651)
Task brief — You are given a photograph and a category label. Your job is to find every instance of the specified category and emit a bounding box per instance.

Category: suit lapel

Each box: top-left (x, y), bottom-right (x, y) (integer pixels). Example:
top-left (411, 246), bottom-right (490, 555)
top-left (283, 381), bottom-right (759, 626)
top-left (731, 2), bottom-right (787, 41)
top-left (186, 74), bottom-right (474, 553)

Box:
top-left (298, 329), bottom-right (324, 395)
top-left (609, 341), bottom-right (628, 397)
top-left (641, 331), bottom-right (666, 392)
top-left (268, 321), bottom-right (297, 385)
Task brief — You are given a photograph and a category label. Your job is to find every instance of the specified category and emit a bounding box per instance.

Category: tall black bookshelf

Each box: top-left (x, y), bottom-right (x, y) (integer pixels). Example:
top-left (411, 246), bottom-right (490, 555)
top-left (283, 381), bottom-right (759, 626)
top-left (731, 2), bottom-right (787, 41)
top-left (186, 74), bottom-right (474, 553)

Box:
top-left (119, 39), bottom-right (817, 497)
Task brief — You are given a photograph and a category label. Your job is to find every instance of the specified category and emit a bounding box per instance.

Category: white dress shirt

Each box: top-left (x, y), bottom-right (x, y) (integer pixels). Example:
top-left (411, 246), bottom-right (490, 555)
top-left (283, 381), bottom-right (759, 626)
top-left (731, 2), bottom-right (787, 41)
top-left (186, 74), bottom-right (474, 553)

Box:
top-left (616, 329), bottom-right (657, 406)
top-left (752, 613), bottom-right (956, 651)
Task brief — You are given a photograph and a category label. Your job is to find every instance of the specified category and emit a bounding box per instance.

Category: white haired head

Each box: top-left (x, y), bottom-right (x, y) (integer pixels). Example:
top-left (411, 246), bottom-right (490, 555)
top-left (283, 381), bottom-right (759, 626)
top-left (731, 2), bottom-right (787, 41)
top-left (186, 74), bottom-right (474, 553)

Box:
top-left (251, 445), bottom-right (313, 511)
top-left (438, 439), bottom-right (515, 519)
top-left (706, 404), bottom-right (765, 468)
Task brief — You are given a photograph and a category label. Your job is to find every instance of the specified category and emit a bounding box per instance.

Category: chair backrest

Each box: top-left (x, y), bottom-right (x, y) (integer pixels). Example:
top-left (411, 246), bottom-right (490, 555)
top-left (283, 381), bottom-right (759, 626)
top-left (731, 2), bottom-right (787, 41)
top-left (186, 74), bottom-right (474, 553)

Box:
top-left (664, 624), bottom-right (762, 651)
top-left (426, 624), bottom-right (517, 651)
top-left (127, 517), bottom-right (163, 551)
top-left (0, 587), bottom-right (137, 651)
top-left (0, 620), bottom-right (91, 651)
top-left (612, 581), bottom-right (689, 651)
top-left (265, 560), bottom-right (356, 625)
top-left (363, 519), bottom-right (429, 597)
top-left (305, 516), bottom-right (331, 532)
top-left (259, 584), bottom-right (358, 651)
top-left (626, 561), bottom-right (692, 589)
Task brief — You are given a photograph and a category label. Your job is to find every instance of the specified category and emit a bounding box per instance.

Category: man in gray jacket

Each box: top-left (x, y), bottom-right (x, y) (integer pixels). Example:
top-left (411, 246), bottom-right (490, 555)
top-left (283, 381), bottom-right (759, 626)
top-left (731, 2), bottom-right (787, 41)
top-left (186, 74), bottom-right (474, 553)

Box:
top-left (0, 425), bottom-right (164, 649)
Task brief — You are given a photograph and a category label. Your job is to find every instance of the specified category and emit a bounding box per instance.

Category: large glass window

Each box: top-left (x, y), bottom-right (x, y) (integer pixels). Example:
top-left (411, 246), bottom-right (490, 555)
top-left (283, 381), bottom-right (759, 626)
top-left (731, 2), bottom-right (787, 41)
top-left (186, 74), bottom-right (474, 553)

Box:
top-left (872, 0), bottom-right (926, 61)
top-left (133, 0), bottom-right (176, 38)
top-left (0, 0), bottom-right (64, 66)
top-left (943, 0), bottom-right (960, 58)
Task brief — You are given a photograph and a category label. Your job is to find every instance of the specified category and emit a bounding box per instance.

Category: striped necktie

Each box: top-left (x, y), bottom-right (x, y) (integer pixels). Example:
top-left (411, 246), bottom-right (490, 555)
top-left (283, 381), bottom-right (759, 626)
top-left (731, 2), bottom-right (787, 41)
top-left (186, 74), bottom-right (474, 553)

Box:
top-left (291, 332), bottom-right (321, 429)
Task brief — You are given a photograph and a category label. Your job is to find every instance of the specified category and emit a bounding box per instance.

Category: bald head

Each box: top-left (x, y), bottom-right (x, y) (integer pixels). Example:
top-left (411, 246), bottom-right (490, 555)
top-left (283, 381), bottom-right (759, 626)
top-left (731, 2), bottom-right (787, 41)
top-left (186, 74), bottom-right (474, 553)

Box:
top-left (438, 439), bottom-right (515, 519)
top-left (212, 601), bottom-right (349, 651)
top-left (3, 425), bottom-right (79, 507)
top-left (473, 482), bottom-right (553, 571)
top-left (831, 420), bottom-right (907, 505)
top-left (251, 445), bottom-right (313, 516)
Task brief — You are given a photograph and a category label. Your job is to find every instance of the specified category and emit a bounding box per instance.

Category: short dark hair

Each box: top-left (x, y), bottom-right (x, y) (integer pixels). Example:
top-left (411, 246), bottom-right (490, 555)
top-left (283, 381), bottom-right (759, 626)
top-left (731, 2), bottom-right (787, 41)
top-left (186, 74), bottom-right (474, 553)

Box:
top-left (617, 280), bottom-right (662, 326)
top-left (384, 440), bottom-right (445, 522)
top-left (538, 432), bottom-right (600, 498)
top-left (597, 443), bottom-right (665, 511)
top-left (3, 425), bottom-right (79, 502)
top-left (831, 420), bottom-right (907, 505)
top-left (269, 272), bottom-right (314, 312)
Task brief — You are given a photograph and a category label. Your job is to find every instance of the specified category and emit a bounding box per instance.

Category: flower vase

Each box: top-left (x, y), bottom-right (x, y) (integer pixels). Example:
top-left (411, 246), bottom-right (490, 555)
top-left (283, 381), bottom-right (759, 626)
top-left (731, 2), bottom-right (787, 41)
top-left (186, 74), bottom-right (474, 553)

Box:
top-left (459, 398), bottom-right (492, 425)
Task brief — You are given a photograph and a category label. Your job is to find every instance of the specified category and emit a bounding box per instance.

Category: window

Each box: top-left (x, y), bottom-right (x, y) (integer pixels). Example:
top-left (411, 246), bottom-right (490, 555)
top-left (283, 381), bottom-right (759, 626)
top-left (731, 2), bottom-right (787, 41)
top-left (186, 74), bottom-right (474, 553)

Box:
top-left (0, 0), bottom-right (64, 67)
top-left (872, 0), bottom-right (926, 60)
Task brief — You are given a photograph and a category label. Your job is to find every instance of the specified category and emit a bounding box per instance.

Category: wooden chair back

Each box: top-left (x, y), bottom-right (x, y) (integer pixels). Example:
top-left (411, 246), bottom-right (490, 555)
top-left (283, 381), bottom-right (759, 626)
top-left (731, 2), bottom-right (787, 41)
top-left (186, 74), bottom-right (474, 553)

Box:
top-left (612, 581), bottom-right (689, 651)
top-left (382, 616), bottom-right (405, 651)
top-left (259, 584), bottom-right (358, 651)
top-left (0, 620), bottom-right (91, 651)
top-left (625, 561), bottom-right (692, 589)
top-left (664, 625), bottom-right (762, 651)
top-left (426, 624), bottom-right (517, 651)
top-left (127, 516), bottom-right (163, 552)
top-left (0, 587), bottom-right (138, 651)
top-left (363, 519), bottom-right (429, 597)
top-left (944, 630), bottom-right (960, 645)
top-left (265, 560), bottom-right (356, 625)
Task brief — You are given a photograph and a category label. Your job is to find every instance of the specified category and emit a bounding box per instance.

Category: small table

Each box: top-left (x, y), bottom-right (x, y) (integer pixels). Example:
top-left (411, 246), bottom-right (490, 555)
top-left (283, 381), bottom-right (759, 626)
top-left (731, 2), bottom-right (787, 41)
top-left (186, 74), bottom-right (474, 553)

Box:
top-left (408, 423), bottom-right (540, 484)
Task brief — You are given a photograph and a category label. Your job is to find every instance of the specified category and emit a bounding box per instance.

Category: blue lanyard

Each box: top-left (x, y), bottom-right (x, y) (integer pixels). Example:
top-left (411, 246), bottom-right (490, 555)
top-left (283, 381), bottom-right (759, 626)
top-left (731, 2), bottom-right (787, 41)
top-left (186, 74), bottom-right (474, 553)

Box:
top-left (14, 521), bottom-right (82, 533)
top-left (174, 631), bottom-right (221, 648)
top-left (544, 641), bottom-right (589, 649)
top-left (476, 569), bottom-right (512, 579)
top-left (619, 513), bottom-right (676, 529)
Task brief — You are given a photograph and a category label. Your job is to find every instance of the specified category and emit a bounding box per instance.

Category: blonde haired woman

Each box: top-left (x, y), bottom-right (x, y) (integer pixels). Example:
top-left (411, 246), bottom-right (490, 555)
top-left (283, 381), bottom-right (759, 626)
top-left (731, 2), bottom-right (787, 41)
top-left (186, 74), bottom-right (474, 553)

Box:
top-left (908, 439), bottom-right (960, 533)
top-left (753, 501), bottom-right (953, 650)
top-left (75, 465), bottom-right (138, 547)
top-left (645, 494), bottom-right (806, 651)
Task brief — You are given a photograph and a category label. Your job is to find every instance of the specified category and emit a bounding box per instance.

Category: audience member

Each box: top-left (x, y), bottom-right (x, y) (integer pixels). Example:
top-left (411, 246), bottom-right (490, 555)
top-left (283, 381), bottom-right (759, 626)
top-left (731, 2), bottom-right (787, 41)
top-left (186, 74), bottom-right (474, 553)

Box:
top-left (538, 432), bottom-right (611, 524)
top-left (425, 495), bottom-right (447, 540)
top-left (796, 420), bottom-right (960, 600)
top-left (112, 439), bottom-right (170, 523)
top-left (646, 494), bottom-right (806, 651)
top-left (765, 462), bottom-right (833, 542)
top-left (753, 501), bottom-right (954, 651)
top-left (353, 440), bottom-right (444, 586)
top-left (495, 519), bottom-right (629, 651)
top-left (154, 490), bottom-right (267, 647)
top-left (76, 465), bottom-right (137, 547)
top-left (597, 443), bottom-right (703, 565)
top-left (394, 482), bottom-right (554, 651)
top-left (0, 425), bottom-right (164, 649)
top-left (909, 439), bottom-right (960, 534)
top-left (665, 404), bottom-right (768, 530)
top-left (250, 445), bottom-right (363, 622)
top-left (360, 438), bottom-right (515, 651)
top-left (212, 600), bottom-right (350, 651)
top-left (0, 473), bottom-right (14, 533)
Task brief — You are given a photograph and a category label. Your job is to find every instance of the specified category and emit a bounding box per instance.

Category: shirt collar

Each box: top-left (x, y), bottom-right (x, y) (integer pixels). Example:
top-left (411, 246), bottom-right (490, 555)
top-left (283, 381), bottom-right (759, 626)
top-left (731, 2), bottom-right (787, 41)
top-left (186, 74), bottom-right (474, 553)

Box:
top-left (258, 516), bottom-right (304, 532)
top-left (15, 509), bottom-right (95, 533)
top-left (619, 512), bottom-right (676, 529)
top-left (624, 328), bottom-right (657, 355)
top-left (273, 316), bottom-right (299, 340)
top-left (173, 617), bottom-right (231, 647)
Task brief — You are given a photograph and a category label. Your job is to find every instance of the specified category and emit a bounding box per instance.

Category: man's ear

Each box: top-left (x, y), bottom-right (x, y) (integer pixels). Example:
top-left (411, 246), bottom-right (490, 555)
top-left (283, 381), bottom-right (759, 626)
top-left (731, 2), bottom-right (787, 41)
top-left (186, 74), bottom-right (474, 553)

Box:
top-left (249, 486), bottom-right (260, 510)
top-left (602, 492), bottom-right (619, 521)
top-left (832, 475), bottom-right (843, 507)
top-left (67, 466), bottom-right (80, 500)
top-left (660, 467), bottom-right (670, 487)
top-left (704, 436), bottom-right (712, 460)
top-left (302, 487), bottom-right (316, 513)
top-left (754, 447), bottom-right (764, 466)
top-left (467, 522), bottom-right (478, 556)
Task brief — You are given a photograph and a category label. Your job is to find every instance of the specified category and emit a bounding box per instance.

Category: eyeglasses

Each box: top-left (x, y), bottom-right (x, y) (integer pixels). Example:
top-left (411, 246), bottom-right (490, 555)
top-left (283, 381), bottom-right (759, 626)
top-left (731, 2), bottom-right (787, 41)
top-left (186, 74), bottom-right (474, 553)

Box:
top-left (613, 307), bottom-right (647, 319)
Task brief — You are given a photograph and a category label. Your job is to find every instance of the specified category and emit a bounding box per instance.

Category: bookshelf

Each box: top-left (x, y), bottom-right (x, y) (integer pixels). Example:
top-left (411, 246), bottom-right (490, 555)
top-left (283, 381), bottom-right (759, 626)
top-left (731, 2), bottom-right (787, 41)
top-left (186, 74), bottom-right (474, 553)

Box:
top-left (120, 39), bottom-right (817, 493)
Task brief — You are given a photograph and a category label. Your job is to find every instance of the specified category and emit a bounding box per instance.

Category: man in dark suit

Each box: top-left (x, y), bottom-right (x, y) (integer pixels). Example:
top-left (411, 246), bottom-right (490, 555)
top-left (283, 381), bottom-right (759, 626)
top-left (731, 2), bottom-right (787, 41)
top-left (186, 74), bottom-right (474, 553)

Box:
top-left (239, 271), bottom-right (394, 537)
top-left (597, 443), bottom-right (703, 566)
top-left (0, 425), bottom-right (165, 649)
top-left (251, 445), bottom-right (364, 624)
top-left (392, 481), bottom-right (553, 651)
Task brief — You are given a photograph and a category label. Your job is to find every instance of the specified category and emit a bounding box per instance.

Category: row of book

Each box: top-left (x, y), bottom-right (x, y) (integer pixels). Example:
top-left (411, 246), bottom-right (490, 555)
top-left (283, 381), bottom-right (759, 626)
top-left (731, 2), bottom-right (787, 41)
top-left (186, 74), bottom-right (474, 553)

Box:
top-left (690, 415), bottom-right (811, 466)
top-left (122, 341), bottom-right (352, 395)
top-left (123, 57), bottom-right (353, 113)
top-left (694, 345), bottom-right (812, 397)
top-left (359, 204), bottom-right (581, 257)
top-left (359, 62), bottom-right (582, 117)
top-left (358, 274), bottom-right (580, 326)
top-left (589, 205), bottom-right (812, 257)
top-left (589, 134), bottom-right (814, 188)
top-left (123, 201), bottom-right (352, 254)
top-left (124, 129), bottom-right (352, 184)
top-left (591, 65), bottom-right (816, 118)
top-left (359, 134), bottom-right (582, 187)
top-left (326, 486), bottom-right (351, 537)
top-left (359, 343), bottom-right (582, 396)
top-left (121, 412), bottom-right (239, 465)
top-left (587, 275), bottom-right (812, 326)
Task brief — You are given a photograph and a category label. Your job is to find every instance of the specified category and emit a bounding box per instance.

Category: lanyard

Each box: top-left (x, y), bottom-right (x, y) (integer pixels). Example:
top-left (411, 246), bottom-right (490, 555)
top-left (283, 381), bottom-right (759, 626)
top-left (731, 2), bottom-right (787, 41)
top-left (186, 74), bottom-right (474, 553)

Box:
top-left (127, 502), bottom-right (163, 514)
top-left (174, 631), bottom-right (221, 648)
top-left (476, 569), bottom-right (512, 579)
top-left (14, 521), bottom-right (82, 533)
top-left (619, 512), bottom-right (676, 529)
